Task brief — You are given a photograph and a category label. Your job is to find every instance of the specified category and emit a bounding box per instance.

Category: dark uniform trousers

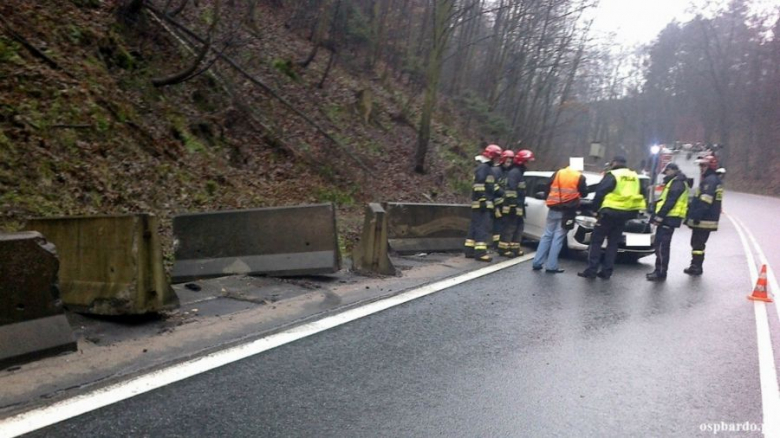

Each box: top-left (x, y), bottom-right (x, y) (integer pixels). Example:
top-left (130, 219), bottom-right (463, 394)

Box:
top-left (653, 225), bottom-right (675, 276)
top-left (465, 209), bottom-right (493, 258)
top-left (690, 228), bottom-right (711, 270)
top-left (492, 213), bottom-right (504, 249)
top-left (498, 214), bottom-right (524, 256)
top-left (584, 214), bottom-right (626, 277)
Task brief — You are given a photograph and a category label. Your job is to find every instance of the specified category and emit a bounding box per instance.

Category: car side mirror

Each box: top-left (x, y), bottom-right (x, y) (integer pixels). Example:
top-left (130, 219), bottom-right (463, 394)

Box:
top-left (534, 191), bottom-right (546, 200)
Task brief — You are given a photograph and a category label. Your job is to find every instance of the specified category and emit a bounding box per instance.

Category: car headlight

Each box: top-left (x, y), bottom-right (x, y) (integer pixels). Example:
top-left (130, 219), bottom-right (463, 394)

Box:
top-left (575, 215), bottom-right (597, 229)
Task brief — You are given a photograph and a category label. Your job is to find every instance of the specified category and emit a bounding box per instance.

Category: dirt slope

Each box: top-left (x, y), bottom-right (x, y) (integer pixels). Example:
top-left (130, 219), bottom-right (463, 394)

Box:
top-left (0, 1), bottom-right (477, 253)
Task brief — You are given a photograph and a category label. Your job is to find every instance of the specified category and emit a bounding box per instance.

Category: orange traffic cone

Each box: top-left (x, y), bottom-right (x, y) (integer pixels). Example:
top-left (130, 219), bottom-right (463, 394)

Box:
top-left (747, 265), bottom-right (773, 303)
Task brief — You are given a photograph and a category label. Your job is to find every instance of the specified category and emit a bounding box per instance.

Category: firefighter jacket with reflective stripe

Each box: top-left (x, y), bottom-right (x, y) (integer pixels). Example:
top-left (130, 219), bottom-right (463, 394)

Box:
top-left (601, 168), bottom-right (647, 212)
top-left (655, 172), bottom-right (689, 228)
top-left (546, 167), bottom-right (583, 209)
top-left (471, 162), bottom-right (496, 210)
top-left (502, 165), bottom-right (526, 216)
top-left (686, 169), bottom-right (723, 230)
top-left (491, 166), bottom-right (507, 210)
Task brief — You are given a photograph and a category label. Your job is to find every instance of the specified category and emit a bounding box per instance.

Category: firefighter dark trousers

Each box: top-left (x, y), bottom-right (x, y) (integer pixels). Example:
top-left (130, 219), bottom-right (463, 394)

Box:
top-left (689, 228), bottom-right (711, 270)
top-left (498, 215), bottom-right (524, 256)
top-left (492, 213), bottom-right (504, 249)
top-left (653, 225), bottom-right (675, 276)
top-left (465, 209), bottom-right (493, 258)
top-left (584, 214), bottom-right (627, 277)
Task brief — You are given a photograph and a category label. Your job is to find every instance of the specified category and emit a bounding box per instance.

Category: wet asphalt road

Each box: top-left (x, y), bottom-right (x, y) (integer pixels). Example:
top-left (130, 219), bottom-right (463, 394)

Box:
top-left (28, 186), bottom-right (780, 437)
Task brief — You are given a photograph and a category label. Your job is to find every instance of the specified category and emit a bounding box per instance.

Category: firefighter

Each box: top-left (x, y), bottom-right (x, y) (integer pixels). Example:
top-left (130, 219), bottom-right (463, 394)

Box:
top-left (498, 149), bottom-right (534, 258)
top-left (532, 163), bottom-right (588, 273)
top-left (578, 156), bottom-right (647, 279)
top-left (492, 150), bottom-right (514, 249)
top-left (464, 144), bottom-right (502, 262)
top-left (683, 155), bottom-right (723, 276)
top-left (646, 163), bottom-right (689, 281)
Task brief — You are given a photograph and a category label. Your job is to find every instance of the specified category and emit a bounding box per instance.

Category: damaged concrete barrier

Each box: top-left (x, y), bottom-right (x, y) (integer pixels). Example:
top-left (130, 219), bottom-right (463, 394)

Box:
top-left (25, 214), bottom-right (178, 315)
top-left (0, 232), bottom-right (77, 369)
top-left (171, 203), bottom-right (341, 282)
top-left (352, 203), bottom-right (396, 275)
top-left (385, 203), bottom-right (471, 255)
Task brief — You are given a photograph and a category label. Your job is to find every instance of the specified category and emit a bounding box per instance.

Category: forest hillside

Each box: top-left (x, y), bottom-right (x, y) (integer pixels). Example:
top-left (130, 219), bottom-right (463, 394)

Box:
top-left (2, 0), bottom-right (778, 255)
top-left (0, 0), bottom-right (491, 251)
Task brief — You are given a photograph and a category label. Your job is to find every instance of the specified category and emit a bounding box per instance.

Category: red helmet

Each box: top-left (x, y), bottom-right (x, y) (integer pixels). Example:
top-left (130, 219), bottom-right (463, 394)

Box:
top-left (695, 155), bottom-right (718, 170)
top-left (482, 144), bottom-right (503, 160)
top-left (500, 150), bottom-right (515, 164)
top-left (514, 149), bottom-right (535, 165)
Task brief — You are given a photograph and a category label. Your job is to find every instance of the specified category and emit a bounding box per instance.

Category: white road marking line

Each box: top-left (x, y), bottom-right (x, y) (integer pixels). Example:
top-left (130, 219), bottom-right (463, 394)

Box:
top-left (727, 214), bottom-right (780, 437)
top-left (732, 215), bottom-right (780, 322)
top-left (0, 253), bottom-right (535, 437)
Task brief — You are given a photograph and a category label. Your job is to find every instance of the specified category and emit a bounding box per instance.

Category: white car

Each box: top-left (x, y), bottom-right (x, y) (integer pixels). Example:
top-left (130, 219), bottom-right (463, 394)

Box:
top-left (522, 170), bottom-right (655, 262)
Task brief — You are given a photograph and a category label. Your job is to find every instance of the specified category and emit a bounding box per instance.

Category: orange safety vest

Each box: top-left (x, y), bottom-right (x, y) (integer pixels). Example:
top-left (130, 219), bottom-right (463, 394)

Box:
top-left (546, 167), bottom-right (582, 207)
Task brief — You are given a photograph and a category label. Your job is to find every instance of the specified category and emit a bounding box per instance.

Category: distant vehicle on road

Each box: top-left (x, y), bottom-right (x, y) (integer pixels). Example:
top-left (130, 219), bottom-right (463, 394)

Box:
top-left (523, 170), bottom-right (655, 262)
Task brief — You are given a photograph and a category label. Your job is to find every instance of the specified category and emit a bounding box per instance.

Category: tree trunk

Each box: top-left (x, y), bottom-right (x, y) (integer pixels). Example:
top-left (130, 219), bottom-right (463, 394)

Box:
top-left (414, 0), bottom-right (454, 173)
top-left (299, 0), bottom-right (332, 68)
top-left (449, 0), bottom-right (481, 95)
top-left (546, 24), bottom-right (588, 151)
top-left (415, 77), bottom-right (436, 173)
top-left (119, 0), bottom-right (145, 22)
top-left (367, 0), bottom-right (390, 71)
top-left (170, 0), bottom-right (189, 16)
top-left (152, 0), bottom-right (220, 87)
top-left (317, 48), bottom-right (337, 89)
top-left (245, 0), bottom-right (258, 30)
top-left (416, 3), bottom-right (431, 57)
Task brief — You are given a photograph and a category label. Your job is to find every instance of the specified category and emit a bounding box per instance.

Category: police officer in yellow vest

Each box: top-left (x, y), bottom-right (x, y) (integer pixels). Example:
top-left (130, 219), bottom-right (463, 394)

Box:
top-left (578, 156), bottom-right (647, 279)
top-left (646, 163), bottom-right (689, 281)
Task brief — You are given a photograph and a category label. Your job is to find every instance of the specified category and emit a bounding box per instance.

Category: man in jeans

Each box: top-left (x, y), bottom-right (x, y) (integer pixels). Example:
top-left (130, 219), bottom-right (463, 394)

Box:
top-left (532, 165), bottom-right (588, 273)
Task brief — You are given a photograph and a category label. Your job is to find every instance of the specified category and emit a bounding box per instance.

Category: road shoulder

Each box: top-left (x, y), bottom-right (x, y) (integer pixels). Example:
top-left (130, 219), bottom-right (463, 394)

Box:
top-left (0, 252), bottom-right (520, 418)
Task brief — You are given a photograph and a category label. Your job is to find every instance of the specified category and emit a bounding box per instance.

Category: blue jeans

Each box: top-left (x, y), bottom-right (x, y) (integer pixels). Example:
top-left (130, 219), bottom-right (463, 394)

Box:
top-left (532, 209), bottom-right (567, 270)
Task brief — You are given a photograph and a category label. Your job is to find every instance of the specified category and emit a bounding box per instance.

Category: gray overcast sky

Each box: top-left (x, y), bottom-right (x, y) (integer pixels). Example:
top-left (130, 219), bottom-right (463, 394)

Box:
top-left (592, 0), bottom-right (692, 46)
top-left (591, 0), bottom-right (779, 47)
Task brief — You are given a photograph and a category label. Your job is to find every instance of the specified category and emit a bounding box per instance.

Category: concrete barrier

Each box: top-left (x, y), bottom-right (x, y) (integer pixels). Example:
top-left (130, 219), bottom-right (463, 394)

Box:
top-left (385, 203), bottom-right (470, 254)
top-left (25, 214), bottom-right (178, 315)
top-left (0, 232), bottom-right (77, 368)
top-left (352, 203), bottom-right (396, 275)
top-left (171, 203), bottom-right (341, 282)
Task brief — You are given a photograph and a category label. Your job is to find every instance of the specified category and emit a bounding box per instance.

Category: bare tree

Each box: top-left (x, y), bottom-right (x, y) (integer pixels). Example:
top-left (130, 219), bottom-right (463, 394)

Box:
top-left (298, 0), bottom-right (333, 68)
top-left (152, 0), bottom-right (221, 87)
top-left (414, 0), bottom-right (456, 173)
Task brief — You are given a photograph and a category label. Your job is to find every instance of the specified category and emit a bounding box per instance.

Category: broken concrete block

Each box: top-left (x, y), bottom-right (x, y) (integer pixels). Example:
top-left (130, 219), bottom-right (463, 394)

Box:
top-left (0, 232), bottom-right (77, 369)
top-left (25, 214), bottom-right (178, 315)
top-left (353, 203), bottom-right (395, 275)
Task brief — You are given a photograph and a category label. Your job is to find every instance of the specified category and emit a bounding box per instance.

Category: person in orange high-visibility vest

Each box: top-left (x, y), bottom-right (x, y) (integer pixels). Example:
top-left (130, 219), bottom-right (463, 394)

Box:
top-left (531, 165), bottom-right (587, 273)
